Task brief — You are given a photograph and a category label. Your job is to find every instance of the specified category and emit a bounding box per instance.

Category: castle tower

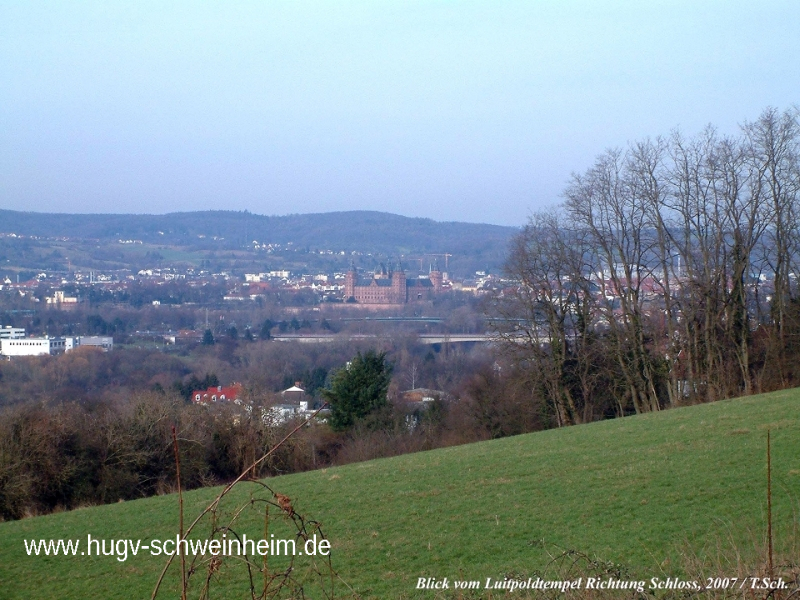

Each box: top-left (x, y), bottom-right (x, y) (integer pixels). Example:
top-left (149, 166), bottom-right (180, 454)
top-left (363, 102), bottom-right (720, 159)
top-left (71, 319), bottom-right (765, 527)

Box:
top-left (391, 261), bottom-right (406, 304)
top-left (429, 260), bottom-right (443, 293)
top-left (344, 262), bottom-right (356, 300)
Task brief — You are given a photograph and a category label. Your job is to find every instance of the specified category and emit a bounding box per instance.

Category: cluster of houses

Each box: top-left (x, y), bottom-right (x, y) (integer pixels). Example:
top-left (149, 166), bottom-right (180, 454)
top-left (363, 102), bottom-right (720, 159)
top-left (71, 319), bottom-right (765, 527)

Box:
top-left (189, 379), bottom-right (446, 428)
top-left (1, 259), bottom-right (500, 308)
top-left (189, 381), bottom-right (320, 425)
top-left (0, 325), bottom-right (113, 358)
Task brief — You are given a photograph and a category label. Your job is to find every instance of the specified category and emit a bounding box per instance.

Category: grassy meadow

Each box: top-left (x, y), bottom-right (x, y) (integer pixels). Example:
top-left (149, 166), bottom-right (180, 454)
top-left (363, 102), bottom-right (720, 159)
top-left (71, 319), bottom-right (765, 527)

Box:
top-left (1, 389), bottom-right (799, 598)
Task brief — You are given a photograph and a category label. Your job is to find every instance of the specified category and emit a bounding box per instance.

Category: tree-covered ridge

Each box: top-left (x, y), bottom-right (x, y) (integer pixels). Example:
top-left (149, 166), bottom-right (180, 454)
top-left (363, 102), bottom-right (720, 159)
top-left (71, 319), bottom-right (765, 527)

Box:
top-left (0, 209), bottom-right (515, 258)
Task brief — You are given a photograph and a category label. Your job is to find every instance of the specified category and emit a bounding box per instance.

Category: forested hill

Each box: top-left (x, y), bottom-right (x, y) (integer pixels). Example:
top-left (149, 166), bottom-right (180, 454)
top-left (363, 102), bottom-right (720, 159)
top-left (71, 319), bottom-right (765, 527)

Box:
top-left (0, 209), bottom-right (516, 259)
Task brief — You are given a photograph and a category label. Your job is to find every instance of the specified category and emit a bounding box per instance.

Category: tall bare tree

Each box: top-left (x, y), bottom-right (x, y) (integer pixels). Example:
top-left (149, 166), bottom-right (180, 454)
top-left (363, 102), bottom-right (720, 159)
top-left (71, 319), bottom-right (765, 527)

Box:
top-left (493, 209), bottom-right (605, 425)
top-left (743, 107), bottom-right (800, 386)
top-left (565, 149), bottom-right (661, 413)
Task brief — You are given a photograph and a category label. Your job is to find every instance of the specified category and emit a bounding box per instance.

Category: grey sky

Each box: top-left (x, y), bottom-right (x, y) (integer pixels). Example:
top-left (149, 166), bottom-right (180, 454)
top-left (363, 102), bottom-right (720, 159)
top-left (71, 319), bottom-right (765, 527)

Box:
top-left (1, 1), bottom-right (798, 226)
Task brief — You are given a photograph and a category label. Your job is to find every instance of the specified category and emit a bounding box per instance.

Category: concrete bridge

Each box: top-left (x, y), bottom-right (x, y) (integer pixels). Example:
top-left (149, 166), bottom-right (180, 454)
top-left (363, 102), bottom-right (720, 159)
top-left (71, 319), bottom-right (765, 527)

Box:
top-left (272, 333), bottom-right (498, 345)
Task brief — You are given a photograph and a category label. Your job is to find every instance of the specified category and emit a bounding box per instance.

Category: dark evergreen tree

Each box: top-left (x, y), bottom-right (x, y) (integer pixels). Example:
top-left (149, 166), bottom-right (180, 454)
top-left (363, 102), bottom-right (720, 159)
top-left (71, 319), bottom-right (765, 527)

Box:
top-left (322, 350), bottom-right (393, 431)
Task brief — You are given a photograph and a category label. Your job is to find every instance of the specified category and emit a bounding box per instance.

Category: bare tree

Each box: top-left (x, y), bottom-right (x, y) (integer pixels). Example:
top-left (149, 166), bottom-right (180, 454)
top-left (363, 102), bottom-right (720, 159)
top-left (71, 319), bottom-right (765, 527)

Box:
top-left (743, 107), bottom-right (800, 386)
top-left (492, 209), bottom-right (607, 425)
top-left (565, 149), bottom-right (662, 413)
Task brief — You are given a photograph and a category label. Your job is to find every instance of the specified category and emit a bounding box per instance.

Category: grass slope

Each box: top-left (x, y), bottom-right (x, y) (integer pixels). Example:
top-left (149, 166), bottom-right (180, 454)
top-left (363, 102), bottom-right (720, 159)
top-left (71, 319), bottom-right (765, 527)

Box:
top-left (2, 390), bottom-right (799, 598)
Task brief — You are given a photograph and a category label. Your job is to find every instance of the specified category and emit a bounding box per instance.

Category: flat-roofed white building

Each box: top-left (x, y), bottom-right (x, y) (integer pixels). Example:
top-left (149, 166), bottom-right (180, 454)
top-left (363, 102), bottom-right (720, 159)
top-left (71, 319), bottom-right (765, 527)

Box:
top-left (0, 338), bottom-right (51, 357)
top-left (0, 336), bottom-right (77, 357)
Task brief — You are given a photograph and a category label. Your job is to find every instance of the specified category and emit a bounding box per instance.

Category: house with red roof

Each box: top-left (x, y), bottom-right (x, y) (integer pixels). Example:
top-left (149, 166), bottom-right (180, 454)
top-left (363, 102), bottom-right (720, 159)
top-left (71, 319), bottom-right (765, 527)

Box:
top-left (191, 383), bottom-right (243, 404)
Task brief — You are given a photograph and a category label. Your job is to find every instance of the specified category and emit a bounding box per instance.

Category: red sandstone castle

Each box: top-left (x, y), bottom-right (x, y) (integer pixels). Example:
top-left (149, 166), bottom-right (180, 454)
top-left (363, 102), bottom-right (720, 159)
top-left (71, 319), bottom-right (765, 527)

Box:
top-left (344, 262), bottom-right (443, 304)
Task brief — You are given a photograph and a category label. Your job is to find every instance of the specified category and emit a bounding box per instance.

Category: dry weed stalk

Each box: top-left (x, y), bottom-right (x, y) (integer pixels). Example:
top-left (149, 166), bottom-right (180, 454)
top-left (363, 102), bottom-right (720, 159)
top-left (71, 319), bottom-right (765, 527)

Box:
top-left (152, 403), bottom-right (359, 599)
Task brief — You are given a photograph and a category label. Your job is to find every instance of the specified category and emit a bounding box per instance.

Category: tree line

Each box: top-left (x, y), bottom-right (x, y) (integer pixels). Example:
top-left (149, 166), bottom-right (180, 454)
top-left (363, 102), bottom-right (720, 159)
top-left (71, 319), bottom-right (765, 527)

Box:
top-left (0, 339), bottom-right (528, 520)
top-left (493, 107), bottom-right (800, 425)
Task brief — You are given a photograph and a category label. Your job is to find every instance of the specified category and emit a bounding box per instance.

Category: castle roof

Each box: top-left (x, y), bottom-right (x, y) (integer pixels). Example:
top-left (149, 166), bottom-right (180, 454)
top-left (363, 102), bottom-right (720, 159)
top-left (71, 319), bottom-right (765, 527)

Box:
top-left (412, 278), bottom-right (433, 288)
top-left (356, 278), bottom-right (393, 286)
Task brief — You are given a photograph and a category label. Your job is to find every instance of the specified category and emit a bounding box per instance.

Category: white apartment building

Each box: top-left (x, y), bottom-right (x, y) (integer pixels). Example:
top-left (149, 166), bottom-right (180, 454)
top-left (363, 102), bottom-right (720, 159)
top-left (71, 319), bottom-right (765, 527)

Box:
top-left (45, 290), bottom-right (78, 305)
top-left (0, 326), bottom-right (26, 339)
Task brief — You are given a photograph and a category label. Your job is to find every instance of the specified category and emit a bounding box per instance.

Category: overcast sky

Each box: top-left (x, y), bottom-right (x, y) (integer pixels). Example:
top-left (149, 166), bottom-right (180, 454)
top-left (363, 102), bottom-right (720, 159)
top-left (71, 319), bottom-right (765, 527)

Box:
top-left (1, 1), bottom-right (798, 226)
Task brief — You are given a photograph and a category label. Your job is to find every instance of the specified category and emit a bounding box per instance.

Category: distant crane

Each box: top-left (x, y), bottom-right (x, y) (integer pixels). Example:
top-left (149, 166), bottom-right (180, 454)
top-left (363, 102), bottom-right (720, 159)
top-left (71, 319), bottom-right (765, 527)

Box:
top-left (427, 253), bottom-right (452, 270)
top-left (403, 254), bottom-right (453, 272)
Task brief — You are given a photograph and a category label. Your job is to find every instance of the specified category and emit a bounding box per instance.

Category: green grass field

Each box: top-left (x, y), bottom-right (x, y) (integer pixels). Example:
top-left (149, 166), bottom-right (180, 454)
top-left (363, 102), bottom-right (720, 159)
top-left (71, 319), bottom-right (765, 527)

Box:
top-left (2, 390), bottom-right (799, 598)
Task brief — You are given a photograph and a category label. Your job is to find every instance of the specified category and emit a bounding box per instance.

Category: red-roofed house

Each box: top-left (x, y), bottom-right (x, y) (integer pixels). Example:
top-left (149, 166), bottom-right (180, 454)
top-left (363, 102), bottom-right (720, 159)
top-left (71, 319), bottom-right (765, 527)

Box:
top-left (192, 383), bottom-right (244, 404)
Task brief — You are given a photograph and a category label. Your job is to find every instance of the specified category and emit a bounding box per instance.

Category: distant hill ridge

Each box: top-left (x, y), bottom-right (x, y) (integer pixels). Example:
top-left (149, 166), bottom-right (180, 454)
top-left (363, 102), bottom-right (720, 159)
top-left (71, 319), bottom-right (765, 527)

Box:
top-left (0, 209), bottom-right (517, 258)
